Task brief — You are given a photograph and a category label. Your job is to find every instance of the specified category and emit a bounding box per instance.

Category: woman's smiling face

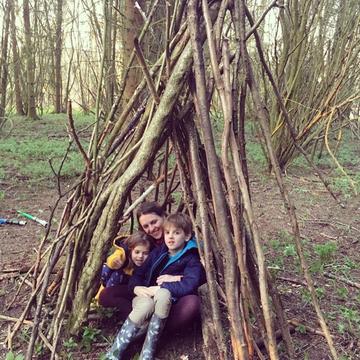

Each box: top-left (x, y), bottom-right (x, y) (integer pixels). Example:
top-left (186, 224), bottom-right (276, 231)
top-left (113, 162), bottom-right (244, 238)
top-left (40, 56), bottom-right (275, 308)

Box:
top-left (139, 213), bottom-right (165, 240)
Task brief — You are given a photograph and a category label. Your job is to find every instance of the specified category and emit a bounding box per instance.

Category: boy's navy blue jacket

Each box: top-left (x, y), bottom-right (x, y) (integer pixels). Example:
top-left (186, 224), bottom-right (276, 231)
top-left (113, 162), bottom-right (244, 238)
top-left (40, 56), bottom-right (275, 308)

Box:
top-left (128, 237), bottom-right (205, 301)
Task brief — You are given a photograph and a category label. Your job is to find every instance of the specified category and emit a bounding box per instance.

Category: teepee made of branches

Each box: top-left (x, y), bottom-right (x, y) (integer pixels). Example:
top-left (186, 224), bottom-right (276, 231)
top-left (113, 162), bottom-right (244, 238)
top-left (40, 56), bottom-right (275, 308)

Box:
top-left (6, 1), bottom-right (339, 360)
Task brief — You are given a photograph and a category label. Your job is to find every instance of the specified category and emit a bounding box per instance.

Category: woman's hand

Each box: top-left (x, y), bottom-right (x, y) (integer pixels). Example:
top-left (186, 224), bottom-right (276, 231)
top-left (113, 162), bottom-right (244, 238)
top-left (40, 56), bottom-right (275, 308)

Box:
top-left (156, 274), bottom-right (182, 285)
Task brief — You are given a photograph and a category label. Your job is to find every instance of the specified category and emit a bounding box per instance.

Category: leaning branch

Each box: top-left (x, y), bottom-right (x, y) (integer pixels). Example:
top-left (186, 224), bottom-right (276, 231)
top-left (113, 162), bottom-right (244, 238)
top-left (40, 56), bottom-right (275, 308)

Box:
top-left (67, 101), bottom-right (91, 169)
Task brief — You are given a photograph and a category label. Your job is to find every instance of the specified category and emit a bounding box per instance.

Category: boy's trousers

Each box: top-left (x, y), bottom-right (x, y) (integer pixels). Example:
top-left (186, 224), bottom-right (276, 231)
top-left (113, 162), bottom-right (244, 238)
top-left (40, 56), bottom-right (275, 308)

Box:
top-left (129, 288), bottom-right (172, 325)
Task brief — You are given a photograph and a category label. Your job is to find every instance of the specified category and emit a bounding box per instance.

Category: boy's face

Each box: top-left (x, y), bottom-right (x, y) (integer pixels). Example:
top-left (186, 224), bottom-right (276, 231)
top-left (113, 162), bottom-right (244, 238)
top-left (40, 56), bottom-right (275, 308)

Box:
top-left (131, 244), bottom-right (150, 266)
top-left (164, 224), bottom-right (191, 255)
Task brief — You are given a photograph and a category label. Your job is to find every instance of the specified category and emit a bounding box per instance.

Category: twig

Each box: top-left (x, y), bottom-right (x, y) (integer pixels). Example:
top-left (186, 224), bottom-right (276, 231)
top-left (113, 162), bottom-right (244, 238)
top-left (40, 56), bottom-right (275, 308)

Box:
top-left (67, 100), bottom-right (91, 168)
top-left (0, 315), bottom-right (56, 354)
top-left (277, 276), bottom-right (308, 287)
top-left (288, 319), bottom-right (327, 337)
top-left (134, 38), bottom-right (160, 104)
top-left (0, 273), bottom-right (22, 281)
top-left (2, 266), bottom-right (31, 273)
top-left (120, 171), bottom-right (172, 221)
top-left (324, 108), bottom-right (358, 195)
top-left (18, 275), bottom-right (33, 288)
top-left (0, 314), bottom-right (33, 325)
top-left (245, 0), bottom-right (279, 40)
top-left (324, 272), bottom-right (360, 289)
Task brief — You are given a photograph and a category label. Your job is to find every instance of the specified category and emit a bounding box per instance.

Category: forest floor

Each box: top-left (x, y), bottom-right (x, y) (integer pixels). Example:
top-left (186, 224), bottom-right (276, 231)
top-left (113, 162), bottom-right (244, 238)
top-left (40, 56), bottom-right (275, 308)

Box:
top-left (0, 114), bottom-right (359, 360)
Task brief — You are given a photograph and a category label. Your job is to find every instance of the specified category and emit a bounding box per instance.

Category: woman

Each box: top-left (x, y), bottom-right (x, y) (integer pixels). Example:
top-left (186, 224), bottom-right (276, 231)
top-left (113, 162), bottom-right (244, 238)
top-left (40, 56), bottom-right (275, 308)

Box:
top-left (99, 201), bottom-right (201, 332)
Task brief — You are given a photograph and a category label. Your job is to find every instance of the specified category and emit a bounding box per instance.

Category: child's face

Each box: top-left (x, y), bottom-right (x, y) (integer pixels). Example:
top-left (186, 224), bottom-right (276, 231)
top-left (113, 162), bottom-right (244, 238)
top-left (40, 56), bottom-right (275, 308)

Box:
top-left (131, 244), bottom-right (150, 266)
top-left (164, 224), bottom-right (191, 255)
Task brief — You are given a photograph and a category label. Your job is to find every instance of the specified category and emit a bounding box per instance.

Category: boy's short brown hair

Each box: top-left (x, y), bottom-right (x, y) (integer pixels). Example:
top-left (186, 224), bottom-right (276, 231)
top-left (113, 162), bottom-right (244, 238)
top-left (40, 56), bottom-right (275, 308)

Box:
top-left (163, 213), bottom-right (192, 236)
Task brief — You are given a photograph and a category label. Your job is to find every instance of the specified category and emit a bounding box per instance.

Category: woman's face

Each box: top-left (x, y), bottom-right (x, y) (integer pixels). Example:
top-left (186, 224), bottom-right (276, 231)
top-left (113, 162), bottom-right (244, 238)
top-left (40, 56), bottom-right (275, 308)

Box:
top-left (139, 213), bottom-right (164, 240)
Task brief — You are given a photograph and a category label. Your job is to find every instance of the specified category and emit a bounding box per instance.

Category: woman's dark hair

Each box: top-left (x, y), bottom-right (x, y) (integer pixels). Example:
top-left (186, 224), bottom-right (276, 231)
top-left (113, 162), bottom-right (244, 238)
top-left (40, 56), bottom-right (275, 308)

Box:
top-left (136, 201), bottom-right (166, 225)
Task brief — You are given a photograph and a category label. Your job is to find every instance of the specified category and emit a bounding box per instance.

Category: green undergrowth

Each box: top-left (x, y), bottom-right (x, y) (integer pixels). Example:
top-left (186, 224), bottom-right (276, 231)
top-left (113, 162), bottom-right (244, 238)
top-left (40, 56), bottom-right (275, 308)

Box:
top-left (290, 130), bottom-right (360, 197)
top-left (266, 228), bottom-right (360, 345)
top-left (0, 113), bottom-right (93, 184)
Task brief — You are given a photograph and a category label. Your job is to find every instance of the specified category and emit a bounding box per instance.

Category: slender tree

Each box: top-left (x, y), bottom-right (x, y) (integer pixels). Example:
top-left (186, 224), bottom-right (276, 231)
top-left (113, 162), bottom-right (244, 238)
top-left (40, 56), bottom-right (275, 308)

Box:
top-left (120, 0), bottom-right (145, 106)
top-left (9, 0), bottom-right (24, 115)
top-left (23, 0), bottom-right (38, 119)
top-left (0, 0), bottom-right (11, 123)
top-left (54, 0), bottom-right (64, 112)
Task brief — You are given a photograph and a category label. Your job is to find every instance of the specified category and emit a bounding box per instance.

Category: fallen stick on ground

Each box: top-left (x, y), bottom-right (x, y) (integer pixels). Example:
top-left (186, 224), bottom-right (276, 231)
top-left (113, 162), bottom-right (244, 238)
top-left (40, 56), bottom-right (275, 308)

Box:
top-left (0, 273), bottom-right (21, 281)
top-left (288, 319), bottom-right (327, 337)
top-left (256, 318), bottom-right (328, 350)
top-left (0, 314), bottom-right (33, 325)
top-left (277, 276), bottom-right (308, 287)
top-left (324, 272), bottom-right (360, 289)
top-left (0, 314), bottom-right (56, 354)
top-left (2, 266), bottom-right (31, 273)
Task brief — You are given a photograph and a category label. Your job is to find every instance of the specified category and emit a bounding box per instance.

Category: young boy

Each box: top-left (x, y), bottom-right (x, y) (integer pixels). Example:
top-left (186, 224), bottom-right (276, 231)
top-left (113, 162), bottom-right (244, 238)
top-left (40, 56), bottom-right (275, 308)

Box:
top-left (105, 213), bottom-right (204, 360)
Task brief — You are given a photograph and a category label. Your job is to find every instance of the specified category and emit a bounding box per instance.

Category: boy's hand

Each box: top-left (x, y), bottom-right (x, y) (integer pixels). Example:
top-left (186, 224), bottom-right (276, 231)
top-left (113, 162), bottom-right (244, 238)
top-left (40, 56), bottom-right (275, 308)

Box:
top-left (134, 286), bottom-right (154, 297)
top-left (134, 286), bottom-right (160, 297)
top-left (146, 286), bottom-right (160, 297)
top-left (156, 274), bottom-right (182, 285)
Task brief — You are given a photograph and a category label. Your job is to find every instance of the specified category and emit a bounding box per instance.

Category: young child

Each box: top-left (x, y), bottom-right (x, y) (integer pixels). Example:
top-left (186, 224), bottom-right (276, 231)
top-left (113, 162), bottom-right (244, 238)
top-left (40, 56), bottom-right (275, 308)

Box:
top-left (96, 232), bottom-right (152, 300)
top-left (105, 213), bottom-right (205, 360)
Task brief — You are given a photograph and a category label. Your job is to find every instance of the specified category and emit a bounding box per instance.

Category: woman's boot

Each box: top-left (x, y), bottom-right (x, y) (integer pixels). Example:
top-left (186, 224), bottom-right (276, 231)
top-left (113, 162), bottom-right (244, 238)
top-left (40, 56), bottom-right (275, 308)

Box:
top-left (139, 314), bottom-right (167, 360)
top-left (105, 317), bottom-right (139, 360)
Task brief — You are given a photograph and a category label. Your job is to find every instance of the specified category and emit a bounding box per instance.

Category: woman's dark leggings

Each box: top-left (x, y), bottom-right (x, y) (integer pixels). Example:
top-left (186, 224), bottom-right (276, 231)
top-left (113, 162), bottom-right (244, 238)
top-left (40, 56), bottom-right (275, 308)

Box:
top-left (98, 285), bottom-right (201, 332)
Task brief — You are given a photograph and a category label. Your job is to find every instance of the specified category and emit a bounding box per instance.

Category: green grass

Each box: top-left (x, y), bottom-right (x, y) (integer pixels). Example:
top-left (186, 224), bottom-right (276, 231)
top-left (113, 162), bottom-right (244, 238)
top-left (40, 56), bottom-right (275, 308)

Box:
top-left (0, 113), bottom-right (93, 182)
top-left (267, 227), bottom-right (359, 342)
top-left (330, 172), bottom-right (360, 198)
top-left (246, 141), bottom-right (267, 167)
top-left (290, 130), bottom-right (360, 198)
top-left (314, 241), bottom-right (337, 263)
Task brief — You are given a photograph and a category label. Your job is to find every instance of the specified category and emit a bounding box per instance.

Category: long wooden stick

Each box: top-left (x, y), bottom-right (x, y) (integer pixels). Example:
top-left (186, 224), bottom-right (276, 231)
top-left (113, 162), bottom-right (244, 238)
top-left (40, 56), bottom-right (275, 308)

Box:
top-left (240, 0), bottom-right (338, 357)
top-left (134, 38), bottom-right (160, 104)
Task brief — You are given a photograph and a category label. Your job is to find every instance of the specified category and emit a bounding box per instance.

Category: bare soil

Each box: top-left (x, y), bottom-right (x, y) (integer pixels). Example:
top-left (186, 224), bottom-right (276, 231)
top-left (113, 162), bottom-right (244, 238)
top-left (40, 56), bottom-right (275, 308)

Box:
top-left (1, 152), bottom-right (359, 359)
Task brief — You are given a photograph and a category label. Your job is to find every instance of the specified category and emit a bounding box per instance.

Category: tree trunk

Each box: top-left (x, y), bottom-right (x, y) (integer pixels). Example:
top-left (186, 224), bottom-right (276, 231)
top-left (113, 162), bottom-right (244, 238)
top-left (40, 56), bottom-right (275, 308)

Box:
top-left (0, 0), bottom-right (11, 123)
top-left (120, 0), bottom-right (144, 107)
top-left (9, 0), bottom-right (24, 115)
top-left (54, 0), bottom-right (63, 113)
top-left (23, 0), bottom-right (38, 119)
top-left (103, 0), bottom-right (115, 113)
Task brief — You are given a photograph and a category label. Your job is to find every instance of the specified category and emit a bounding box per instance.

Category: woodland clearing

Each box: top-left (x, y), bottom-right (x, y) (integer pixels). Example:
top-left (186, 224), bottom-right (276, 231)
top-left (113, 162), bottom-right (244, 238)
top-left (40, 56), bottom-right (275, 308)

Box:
top-left (0, 114), bottom-right (359, 359)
